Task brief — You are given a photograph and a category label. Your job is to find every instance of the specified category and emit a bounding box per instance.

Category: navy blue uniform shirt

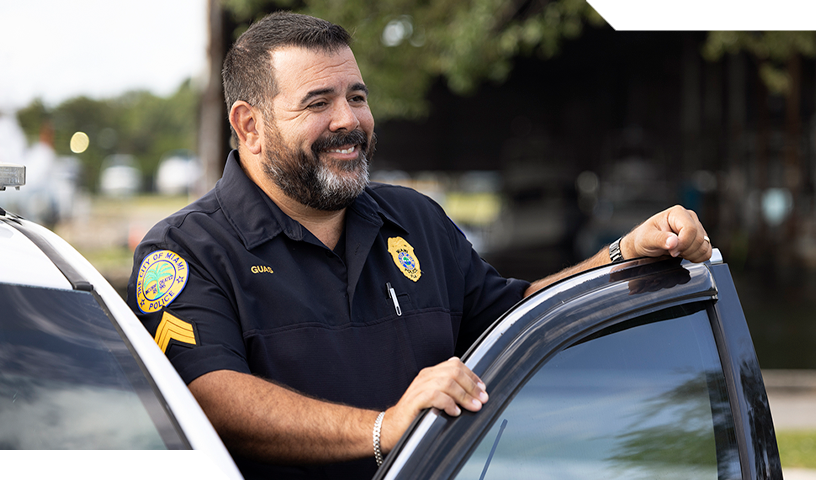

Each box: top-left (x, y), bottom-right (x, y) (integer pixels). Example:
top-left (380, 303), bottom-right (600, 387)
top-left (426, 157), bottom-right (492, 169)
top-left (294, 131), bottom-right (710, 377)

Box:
top-left (127, 151), bottom-right (529, 479)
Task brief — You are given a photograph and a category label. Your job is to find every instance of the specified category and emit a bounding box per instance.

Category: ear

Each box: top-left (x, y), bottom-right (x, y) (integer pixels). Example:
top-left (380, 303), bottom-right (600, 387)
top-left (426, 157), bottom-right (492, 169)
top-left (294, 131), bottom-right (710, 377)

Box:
top-left (229, 101), bottom-right (264, 155)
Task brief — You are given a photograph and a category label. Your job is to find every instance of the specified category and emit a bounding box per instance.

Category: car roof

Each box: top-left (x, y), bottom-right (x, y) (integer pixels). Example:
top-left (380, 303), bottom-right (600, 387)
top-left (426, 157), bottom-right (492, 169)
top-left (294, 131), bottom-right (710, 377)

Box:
top-left (0, 219), bottom-right (72, 289)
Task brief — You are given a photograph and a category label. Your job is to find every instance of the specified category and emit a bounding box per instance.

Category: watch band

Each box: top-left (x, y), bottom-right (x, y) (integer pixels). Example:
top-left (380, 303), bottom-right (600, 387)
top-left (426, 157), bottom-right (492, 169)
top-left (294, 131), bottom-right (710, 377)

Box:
top-left (609, 237), bottom-right (624, 263)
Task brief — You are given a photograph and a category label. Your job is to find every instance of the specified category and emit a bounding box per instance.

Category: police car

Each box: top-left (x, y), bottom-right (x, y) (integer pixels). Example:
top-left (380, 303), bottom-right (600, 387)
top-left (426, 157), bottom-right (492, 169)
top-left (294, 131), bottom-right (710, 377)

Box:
top-left (0, 165), bottom-right (241, 478)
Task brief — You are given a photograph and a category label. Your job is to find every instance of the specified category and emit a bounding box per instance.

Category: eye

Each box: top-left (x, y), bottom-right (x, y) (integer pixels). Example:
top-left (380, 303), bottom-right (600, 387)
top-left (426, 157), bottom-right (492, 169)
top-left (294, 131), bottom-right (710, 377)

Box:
top-left (307, 100), bottom-right (329, 109)
top-left (349, 94), bottom-right (367, 104)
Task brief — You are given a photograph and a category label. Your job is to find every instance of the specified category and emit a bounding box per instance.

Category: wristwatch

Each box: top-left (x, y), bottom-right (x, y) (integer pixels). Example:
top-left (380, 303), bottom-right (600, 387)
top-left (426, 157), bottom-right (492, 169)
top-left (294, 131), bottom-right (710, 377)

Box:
top-left (609, 237), bottom-right (624, 263)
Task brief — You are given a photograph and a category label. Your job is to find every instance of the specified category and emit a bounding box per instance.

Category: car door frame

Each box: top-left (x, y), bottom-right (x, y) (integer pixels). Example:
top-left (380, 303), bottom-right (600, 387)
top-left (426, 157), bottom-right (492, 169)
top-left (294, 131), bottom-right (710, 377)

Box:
top-left (375, 251), bottom-right (781, 480)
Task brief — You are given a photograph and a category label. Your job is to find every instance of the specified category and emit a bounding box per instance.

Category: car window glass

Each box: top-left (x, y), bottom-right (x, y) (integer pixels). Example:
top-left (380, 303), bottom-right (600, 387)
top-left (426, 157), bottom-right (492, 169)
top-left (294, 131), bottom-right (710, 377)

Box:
top-left (0, 283), bottom-right (187, 449)
top-left (455, 303), bottom-right (741, 480)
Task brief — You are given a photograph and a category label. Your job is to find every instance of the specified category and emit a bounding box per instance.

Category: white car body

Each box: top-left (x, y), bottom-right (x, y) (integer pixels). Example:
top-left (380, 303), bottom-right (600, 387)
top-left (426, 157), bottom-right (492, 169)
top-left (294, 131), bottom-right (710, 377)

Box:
top-left (0, 210), bottom-right (243, 479)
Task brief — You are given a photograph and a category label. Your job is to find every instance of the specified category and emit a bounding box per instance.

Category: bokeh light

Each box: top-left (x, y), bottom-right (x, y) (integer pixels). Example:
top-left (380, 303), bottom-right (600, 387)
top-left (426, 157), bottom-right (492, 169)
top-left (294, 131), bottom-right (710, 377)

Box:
top-left (70, 132), bottom-right (90, 153)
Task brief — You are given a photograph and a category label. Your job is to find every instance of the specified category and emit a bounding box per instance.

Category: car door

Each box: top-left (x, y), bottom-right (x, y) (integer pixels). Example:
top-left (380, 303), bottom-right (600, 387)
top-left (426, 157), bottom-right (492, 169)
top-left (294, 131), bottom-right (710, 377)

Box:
top-left (376, 252), bottom-right (781, 480)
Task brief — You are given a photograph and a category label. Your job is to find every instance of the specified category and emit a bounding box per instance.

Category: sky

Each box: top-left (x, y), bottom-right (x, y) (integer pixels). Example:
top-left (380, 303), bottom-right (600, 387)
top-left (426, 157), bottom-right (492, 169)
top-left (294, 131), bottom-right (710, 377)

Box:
top-left (0, 0), bottom-right (208, 112)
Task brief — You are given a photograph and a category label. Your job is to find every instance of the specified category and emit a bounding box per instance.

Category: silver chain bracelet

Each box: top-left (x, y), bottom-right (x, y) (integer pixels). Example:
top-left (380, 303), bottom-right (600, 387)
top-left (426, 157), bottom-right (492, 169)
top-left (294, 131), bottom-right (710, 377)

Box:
top-left (373, 411), bottom-right (385, 467)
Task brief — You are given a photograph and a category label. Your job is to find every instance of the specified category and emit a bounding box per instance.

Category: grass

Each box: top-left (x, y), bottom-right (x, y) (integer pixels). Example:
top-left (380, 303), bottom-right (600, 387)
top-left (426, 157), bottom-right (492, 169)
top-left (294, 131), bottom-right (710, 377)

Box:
top-left (778, 430), bottom-right (816, 469)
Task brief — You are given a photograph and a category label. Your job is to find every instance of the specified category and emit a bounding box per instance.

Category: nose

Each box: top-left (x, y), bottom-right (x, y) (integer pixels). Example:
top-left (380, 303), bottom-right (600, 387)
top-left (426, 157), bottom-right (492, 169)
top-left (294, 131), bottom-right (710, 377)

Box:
top-left (329, 100), bottom-right (360, 132)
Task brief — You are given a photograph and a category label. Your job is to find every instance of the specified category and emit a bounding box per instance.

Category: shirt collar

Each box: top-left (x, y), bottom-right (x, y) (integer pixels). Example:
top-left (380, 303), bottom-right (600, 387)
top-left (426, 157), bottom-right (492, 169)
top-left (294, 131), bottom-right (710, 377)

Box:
top-left (215, 150), bottom-right (407, 250)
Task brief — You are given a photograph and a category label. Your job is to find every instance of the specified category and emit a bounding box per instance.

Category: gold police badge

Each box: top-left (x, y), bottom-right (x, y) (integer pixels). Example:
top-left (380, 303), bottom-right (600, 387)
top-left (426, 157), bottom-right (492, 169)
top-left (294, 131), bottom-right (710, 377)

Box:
top-left (136, 250), bottom-right (189, 313)
top-left (388, 237), bottom-right (421, 282)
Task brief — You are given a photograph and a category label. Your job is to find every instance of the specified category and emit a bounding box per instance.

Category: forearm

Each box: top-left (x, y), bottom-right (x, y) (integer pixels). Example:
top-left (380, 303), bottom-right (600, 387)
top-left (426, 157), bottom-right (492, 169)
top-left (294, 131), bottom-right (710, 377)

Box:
top-left (523, 246), bottom-right (610, 297)
top-left (524, 203), bottom-right (714, 298)
top-left (189, 369), bottom-right (379, 464)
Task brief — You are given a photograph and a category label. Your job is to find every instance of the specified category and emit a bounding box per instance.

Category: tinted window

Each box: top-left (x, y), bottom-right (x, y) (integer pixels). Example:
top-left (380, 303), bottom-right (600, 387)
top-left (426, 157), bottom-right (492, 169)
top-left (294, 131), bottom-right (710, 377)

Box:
top-left (0, 283), bottom-right (187, 449)
top-left (456, 303), bottom-right (740, 479)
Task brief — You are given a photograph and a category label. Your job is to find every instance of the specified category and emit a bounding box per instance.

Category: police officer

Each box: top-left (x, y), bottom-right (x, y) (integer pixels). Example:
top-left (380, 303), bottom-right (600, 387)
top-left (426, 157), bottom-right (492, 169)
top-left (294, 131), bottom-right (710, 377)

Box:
top-left (127, 11), bottom-right (712, 479)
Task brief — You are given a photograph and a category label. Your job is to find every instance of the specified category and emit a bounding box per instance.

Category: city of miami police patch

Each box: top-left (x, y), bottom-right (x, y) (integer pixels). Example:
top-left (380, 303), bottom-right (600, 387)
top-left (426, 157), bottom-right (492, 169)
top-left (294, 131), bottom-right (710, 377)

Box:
top-left (388, 237), bottom-right (421, 282)
top-left (136, 250), bottom-right (189, 313)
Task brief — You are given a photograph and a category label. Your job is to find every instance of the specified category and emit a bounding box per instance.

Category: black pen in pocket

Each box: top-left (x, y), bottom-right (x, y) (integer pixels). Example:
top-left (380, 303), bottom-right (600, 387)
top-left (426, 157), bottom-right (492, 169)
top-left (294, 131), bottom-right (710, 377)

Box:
top-left (386, 282), bottom-right (402, 316)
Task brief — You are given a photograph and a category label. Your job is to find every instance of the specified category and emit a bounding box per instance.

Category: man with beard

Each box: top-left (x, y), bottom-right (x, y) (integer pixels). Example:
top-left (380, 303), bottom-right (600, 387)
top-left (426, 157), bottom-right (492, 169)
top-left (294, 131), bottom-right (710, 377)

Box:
top-left (127, 11), bottom-right (712, 479)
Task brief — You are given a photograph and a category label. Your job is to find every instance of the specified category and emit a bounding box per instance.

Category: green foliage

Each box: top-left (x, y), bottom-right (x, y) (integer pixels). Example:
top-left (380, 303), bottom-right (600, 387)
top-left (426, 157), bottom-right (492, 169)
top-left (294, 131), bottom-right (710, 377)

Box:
top-left (221, 0), bottom-right (607, 119)
top-left (776, 430), bottom-right (816, 469)
top-left (703, 32), bottom-right (816, 95)
top-left (305, 0), bottom-right (605, 119)
top-left (607, 373), bottom-right (721, 470)
top-left (16, 99), bottom-right (50, 145)
top-left (222, 0), bottom-right (299, 40)
top-left (15, 81), bottom-right (199, 191)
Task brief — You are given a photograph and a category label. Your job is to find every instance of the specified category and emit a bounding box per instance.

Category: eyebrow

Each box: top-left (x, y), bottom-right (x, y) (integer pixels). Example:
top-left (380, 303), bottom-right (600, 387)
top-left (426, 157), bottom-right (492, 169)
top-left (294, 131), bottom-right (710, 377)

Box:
top-left (300, 82), bottom-right (369, 106)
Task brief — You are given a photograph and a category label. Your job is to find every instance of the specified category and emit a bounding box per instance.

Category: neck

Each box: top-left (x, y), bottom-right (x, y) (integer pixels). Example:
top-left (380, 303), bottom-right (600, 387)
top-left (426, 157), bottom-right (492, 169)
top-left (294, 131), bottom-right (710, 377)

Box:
top-left (239, 151), bottom-right (347, 249)
top-left (276, 195), bottom-right (347, 250)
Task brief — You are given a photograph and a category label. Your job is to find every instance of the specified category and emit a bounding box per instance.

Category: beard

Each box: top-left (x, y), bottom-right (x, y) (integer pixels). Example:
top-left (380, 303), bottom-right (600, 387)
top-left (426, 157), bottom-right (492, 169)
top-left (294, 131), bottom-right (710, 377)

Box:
top-left (263, 128), bottom-right (376, 211)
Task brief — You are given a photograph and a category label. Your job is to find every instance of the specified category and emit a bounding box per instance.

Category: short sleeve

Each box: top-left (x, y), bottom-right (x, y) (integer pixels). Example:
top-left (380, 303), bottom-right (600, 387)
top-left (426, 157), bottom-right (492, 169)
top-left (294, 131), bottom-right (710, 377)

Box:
top-left (127, 230), bottom-right (251, 384)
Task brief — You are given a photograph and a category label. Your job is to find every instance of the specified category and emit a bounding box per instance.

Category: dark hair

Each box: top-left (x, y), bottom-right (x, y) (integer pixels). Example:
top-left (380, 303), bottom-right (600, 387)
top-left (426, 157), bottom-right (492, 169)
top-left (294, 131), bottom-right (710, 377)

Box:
top-left (222, 12), bottom-right (352, 123)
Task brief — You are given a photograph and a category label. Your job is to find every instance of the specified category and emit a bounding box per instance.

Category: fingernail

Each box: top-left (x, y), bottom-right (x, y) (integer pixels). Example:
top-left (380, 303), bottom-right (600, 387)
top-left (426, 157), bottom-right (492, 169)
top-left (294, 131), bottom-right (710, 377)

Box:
top-left (454, 406), bottom-right (461, 416)
top-left (472, 399), bottom-right (481, 408)
top-left (479, 391), bottom-right (489, 403)
top-left (477, 381), bottom-right (486, 390)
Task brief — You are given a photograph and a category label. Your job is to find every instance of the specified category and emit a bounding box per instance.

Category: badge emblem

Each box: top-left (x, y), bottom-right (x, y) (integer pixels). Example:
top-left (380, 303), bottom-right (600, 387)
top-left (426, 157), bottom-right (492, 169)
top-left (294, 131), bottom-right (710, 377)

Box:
top-left (136, 250), bottom-right (189, 313)
top-left (388, 237), bottom-right (421, 282)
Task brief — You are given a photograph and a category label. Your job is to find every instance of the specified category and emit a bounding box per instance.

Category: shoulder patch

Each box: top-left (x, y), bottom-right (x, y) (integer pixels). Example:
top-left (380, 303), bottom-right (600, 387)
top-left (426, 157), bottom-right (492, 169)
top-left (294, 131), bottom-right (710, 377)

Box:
top-left (154, 310), bottom-right (198, 353)
top-left (388, 236), bottom-right (421, 282)
top-left (136, 249), bottom-right (189, 313)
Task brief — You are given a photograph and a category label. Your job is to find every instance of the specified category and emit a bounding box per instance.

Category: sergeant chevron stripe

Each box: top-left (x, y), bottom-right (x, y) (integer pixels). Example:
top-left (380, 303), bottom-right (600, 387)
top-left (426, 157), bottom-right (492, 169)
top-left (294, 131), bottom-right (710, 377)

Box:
top-left (154, 311), bottom-right (197, 353)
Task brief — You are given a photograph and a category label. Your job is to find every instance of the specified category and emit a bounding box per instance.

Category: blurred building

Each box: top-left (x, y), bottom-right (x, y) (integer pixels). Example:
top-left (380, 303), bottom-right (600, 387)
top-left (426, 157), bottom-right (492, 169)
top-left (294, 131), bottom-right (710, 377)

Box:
top-left (371, 30), bottom-right (816, 280)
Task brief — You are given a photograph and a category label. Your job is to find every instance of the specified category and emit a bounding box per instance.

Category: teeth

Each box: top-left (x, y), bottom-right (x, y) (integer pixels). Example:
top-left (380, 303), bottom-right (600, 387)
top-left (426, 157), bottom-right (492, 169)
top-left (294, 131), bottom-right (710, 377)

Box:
top-left (328, 146), bottom-right (356, 154)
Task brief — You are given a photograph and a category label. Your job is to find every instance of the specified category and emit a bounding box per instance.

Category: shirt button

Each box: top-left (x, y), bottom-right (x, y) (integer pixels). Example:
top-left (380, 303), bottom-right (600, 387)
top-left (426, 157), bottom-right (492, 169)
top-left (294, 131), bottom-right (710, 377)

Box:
top-left (325, 250), bottom-right (333, 258)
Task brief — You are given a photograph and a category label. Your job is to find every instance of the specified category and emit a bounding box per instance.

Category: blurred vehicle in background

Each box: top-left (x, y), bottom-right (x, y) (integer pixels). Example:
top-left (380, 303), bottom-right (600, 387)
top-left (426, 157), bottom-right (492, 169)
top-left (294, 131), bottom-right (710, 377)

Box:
top-left (574, 128), bottom-right (677, 259)
top-left (100, 154), bottom-right (141, 197)
top-left (492, 161), bottom-right (583, 253)
top-left (155, 149), bottom-right (202, 196)
top-left (574, 158), bottom-right (676, 259)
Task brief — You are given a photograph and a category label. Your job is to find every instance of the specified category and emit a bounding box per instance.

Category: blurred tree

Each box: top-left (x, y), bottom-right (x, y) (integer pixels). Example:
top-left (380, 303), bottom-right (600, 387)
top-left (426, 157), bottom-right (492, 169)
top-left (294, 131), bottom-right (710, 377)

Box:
top-left (703, 32), bottom-right (816, 266)
top-left (218, 0), bottom-right (606, 120)
top-left (703, 32), bottom-right (816, 95)
top-left (16, 99), bottom-right (50, 145)
top-left (196, 0), bottom-right (606, 187)
top-left (15, 82), bottom-right (198, 192)
top-left (303, 0), bottom-right (606, 119)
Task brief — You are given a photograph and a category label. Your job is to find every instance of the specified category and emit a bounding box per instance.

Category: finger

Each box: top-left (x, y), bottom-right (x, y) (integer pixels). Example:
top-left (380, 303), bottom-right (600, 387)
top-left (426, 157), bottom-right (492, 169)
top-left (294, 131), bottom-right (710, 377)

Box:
top-left (445, 357), bottom-right (487, 395)
top-left (664, 232), bottom-right (680, 256)
top-left (666, 207), bottom-right (697, 252)
top-left (671, 209), bottom-right (713, 262)
top-left (633, 226), bottom-right (679, 258)
top-left (663, 207), bottom-right (712, 262)
top-left (683, 232), bottom-right (712, 263)
top-left (439, 359), bottom-right (488, 412)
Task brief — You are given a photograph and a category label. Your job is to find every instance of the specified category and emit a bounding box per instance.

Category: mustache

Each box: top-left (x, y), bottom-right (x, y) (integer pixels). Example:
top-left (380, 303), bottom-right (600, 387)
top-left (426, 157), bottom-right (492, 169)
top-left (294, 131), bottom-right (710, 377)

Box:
top-left (311, 129), bottom-right (369, 155)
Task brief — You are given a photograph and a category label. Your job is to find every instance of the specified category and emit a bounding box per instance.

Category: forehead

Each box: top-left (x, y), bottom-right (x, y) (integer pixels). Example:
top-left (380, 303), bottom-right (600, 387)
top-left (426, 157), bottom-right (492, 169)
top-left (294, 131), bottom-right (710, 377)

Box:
top-left (269, 46), bottom-right (365, 99)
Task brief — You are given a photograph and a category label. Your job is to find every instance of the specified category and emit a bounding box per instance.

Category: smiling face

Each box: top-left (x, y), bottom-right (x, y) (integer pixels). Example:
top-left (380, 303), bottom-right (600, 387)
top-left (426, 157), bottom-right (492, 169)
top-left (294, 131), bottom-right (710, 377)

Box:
top-left (261, 46), bottom-right (376, 211)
